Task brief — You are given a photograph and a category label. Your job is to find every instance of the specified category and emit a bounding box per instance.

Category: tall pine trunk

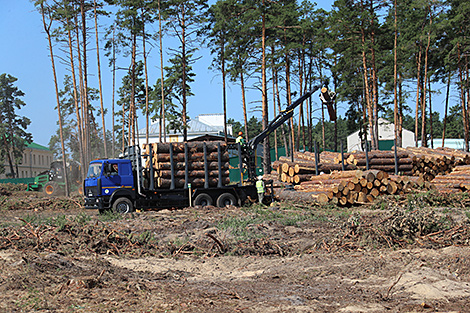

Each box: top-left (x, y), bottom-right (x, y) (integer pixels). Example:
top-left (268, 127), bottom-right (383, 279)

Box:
top-left (112, 26), bottom-right (116, 155)
top-left (93, 0), bottom-right (107, 158)
top-left (74, 11), bottom-right (87, 161)
top-left (370, 4), bottom-right (379, 150)
top-left (360, 0), bottom-right (376, 151)
top-left (261, 4), bottom-right (270, 174)
top-left (271, 45), bottom-right (278, 159)
top-left (457, 44), bottom-right (469, 151)
top-left (274, 65), bottom-right (288, 155)
top-left (41, 2), bottom-right (69, 196)
top-left (361, 35), bottom-right (375, 149)
top-left (296, 51), bottom-right (303, 151)
top-left (142, 11), bottom-right (150, 145)
top-left (428, 79), bottom-right (433, 148)
top-left (80, 0), bottom-right (90, 163)
top-left (414, 48), bottom-right (422, 147)
top-left (421, 12), bottom-right (432, 148)
top-left (284, 54), bottom-right (293, 156)
top-left (221, 37), bottom-right (228, 144)
top-left (65, 8), bottom-right (85, 180)
top-left (393, 0), bottom-right (401, 147)
top-left (130, 32), bottom-right (137, 145)
top-left (441, 71), bottom-right (451, 147)
top-left (240, 69), bottom-right (249, 141)
top-left (181, 5), bottom-right (188, 142)
top-left (158, 0), bottom-right (166, 142)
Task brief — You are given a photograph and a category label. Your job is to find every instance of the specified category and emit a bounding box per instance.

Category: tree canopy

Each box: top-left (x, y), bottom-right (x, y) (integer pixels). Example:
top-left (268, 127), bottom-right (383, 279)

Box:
top-left (32, 0), bottom-right (470, 177)
top-left (0, 73), bottom-right (32, 178)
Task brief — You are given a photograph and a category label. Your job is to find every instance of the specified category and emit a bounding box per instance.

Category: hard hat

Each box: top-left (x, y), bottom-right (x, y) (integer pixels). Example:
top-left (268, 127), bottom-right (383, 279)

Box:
top-left (258, 175), bottom-right (263, 180)
top-left (238, 131), bottom-right (243, 136)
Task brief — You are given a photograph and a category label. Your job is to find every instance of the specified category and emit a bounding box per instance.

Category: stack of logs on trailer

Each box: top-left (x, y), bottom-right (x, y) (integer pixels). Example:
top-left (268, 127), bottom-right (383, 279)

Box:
top-left (272, 146), bottom-right (470, 206)
top-left (142, 141), bottom-right (231, 189)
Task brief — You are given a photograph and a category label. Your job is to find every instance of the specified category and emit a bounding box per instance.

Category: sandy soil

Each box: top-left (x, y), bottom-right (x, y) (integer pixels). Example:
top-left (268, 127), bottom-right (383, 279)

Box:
top-left (0, 188), bottom-right (469, 312)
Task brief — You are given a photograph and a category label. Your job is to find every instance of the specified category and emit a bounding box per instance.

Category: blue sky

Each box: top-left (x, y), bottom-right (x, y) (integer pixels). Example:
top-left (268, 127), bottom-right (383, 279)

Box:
top-left (2, 0), bottom-right (242, 147)
top-left (0, 1), bottom-right (451, 148)
top-left (1, 1), bottom-right (56, 146)
top-left (0, 0), bottom-right (340, 148)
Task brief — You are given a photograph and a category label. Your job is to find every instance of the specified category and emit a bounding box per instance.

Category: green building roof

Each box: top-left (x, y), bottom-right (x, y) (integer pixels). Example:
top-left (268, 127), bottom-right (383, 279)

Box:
top-left (26, 142), bottom-right (50, 151)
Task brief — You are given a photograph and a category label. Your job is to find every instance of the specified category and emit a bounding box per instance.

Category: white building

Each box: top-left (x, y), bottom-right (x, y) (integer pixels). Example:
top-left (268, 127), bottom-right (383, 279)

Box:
top-left (418, 138), bottom-right (466, 150)
top-left (138, 114), bottom-right (233, 144)
top-left (347, 118), bottom-right (415, 152)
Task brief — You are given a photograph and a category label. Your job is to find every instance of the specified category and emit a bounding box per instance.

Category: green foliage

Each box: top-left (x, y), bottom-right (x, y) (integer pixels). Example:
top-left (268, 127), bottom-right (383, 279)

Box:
top-left (405, 190), bottom-right (470, 209)
top-left (14, 288), bottom-right (43, 310)
top-left (98, 209), bottom-right (126, 221)
top-left (37, 0), bottom-right (470, 153)
top-left (47, 75), bottom-right (117, 160)
top-left (50, 214), bottom-right (69, 230)
top-left (218, 202), bottom-right (338, 240)
top-left (19, 213), bottom-right (92, 230)
top-left (0, 74), bottom-right (32, 178)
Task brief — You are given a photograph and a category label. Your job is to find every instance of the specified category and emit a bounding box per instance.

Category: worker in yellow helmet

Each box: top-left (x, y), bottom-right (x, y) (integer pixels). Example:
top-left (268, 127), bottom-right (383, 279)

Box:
top-left (236, 131), bottom-right (245, 145)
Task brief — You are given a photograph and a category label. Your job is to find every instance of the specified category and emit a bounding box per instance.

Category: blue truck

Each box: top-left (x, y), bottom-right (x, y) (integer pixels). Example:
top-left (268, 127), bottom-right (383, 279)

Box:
top-left (83, 86), bottom-right (334, 213)
top-left (83, 144), bottom-right (266, 213)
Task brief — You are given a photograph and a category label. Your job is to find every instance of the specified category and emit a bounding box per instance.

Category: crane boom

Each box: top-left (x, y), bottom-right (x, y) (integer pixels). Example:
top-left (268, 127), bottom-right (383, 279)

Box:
top-left (242, 84), bottom-right (335, 181)
top-left (248, 85), bottom-right (322, 151)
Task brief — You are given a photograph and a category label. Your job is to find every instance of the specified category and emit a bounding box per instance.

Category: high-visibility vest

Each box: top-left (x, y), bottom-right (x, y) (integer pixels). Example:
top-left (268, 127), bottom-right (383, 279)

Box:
top-left (256, 180), bottom-right (265, 193)
top-left (236, 136), bottom-right (245, 144)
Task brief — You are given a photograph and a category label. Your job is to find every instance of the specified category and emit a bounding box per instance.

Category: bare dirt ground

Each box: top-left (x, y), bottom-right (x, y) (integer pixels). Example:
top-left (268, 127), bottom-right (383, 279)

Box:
top-left (1, 184), bottom-right (470, 312)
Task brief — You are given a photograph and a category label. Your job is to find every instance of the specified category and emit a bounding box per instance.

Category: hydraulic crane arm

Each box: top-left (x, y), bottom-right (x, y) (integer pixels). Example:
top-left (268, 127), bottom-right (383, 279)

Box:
top-left (241, 84), bottom-right (336, 181)
top-left (248, 84), bottom-right (331, 151)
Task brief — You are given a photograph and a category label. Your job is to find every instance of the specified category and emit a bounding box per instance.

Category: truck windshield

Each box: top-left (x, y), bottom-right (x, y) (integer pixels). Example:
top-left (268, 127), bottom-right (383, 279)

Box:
top-left (86, 163), bottom-right (102, 178)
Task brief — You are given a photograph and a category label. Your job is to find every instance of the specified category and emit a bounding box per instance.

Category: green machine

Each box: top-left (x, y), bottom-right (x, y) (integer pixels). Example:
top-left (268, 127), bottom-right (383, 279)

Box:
top-left (27, 160), bottom-right (81, 196)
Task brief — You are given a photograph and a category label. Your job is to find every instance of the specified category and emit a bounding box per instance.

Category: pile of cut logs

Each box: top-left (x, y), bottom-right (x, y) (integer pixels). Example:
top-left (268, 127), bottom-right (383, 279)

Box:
top-left (278, 169), bottom-right (433, 206)
top-left (273, 147), bottom-right (470, 185)
top-left (336, 150), bottom-right (413, 174)
top-left (393, 147), bottom-right (460, 181)
top-left (272, 146), bottom-right (470, 206)
top-left (142, 141), bottom-right (230, 188)
top-left (431, 165), bottom-right (470, 193)
top-left (272, 152), bottom-right (356, 184)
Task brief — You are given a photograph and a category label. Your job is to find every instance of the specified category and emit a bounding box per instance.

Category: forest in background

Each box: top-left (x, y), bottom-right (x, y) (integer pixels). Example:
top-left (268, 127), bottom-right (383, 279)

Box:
top-left (4, 0), bottom-right (468, 179)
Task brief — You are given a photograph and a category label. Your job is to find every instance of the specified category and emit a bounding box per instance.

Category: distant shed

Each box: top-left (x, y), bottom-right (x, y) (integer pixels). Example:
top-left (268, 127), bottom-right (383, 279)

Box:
top-left (347, 118), bottom-right (415, 152)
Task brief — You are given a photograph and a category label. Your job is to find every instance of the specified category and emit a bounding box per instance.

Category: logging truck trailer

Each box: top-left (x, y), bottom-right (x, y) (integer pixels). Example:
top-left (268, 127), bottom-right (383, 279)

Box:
top-left (83, 144), bottom-right (267, 214)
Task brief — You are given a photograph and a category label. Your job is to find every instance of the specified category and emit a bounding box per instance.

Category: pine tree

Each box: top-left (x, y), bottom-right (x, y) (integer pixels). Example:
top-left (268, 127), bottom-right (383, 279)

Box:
top-left (166, 0), bottom-right (208, 142)
top-left (0, 74), bottom-right (32, 177)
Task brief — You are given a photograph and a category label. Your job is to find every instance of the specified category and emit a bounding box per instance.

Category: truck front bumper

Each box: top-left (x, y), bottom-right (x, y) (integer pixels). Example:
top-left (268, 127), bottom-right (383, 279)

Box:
top-left (84, 197), bottom-right (104, 210)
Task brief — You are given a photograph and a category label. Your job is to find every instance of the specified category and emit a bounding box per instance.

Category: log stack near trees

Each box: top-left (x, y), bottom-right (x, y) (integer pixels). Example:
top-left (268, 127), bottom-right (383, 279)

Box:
top-left (273, 147), bottom-right (470, 186)
top-left (142, 141), bottom-right (231, 188)
top-left (273, 147), bottom-right (470, 206)
top-left (272, 152), bottom-right (357, 184)
top-left (431, 165), bottom-right (470, 193)
top-left (273, 150), bottom-right (412, 185)
top-left (288, 169), bottom-right (433, 206)
top-left (393, 146), bottom-right (470, 181)
top-left (436, 148), bottom-right (470, 165)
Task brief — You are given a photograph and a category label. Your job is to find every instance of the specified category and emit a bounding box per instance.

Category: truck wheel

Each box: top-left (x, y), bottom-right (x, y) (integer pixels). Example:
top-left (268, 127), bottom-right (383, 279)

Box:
top-left (194, 193), bottom-right (213, 207)
top-left (112, 197), bottom-right (133, 214)
top-left (216, 193), bottom-right (237, 207)
top-left (43, 181), bottom-right (62, 196)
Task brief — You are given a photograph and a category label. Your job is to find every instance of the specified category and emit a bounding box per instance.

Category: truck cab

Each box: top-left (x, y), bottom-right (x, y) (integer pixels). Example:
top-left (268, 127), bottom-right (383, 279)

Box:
top-left (84, 159), bottom-right (136, 213)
